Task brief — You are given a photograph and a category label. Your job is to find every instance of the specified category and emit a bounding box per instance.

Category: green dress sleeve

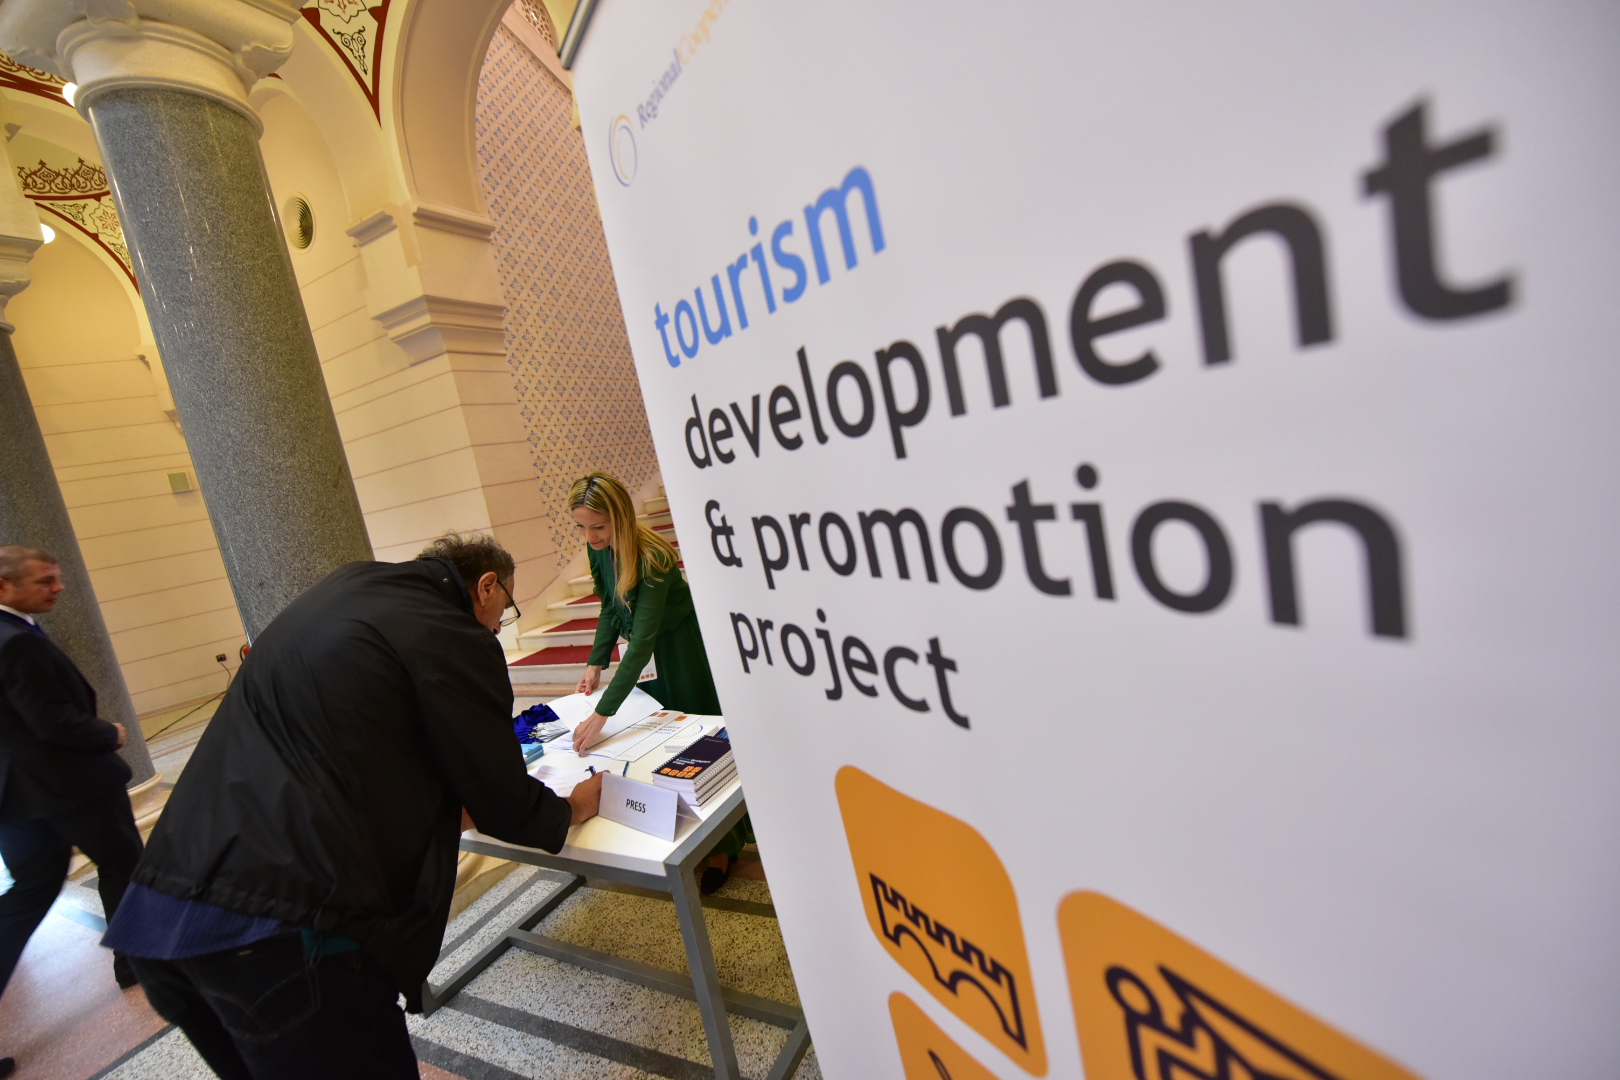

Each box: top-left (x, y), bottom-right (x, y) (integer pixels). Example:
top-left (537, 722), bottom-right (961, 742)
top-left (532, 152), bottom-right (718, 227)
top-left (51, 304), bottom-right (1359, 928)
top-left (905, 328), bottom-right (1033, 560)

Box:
top-left (586, 547), bottom-right (618, 668)
top-left (596, 559), bottom-right (674, 716)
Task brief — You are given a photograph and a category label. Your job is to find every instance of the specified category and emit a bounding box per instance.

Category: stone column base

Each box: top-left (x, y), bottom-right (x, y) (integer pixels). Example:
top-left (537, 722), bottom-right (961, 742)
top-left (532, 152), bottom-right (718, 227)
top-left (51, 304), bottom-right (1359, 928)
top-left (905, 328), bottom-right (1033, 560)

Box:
top-left (129, 772), bottom-right (167, 834)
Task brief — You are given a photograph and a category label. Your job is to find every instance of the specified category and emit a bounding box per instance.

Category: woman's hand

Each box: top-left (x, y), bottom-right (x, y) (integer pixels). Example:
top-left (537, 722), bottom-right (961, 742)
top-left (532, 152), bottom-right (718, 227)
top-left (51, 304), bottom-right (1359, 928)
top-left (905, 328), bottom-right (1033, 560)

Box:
top-left (572, 711), bottom-right (610, 755)
top-left (576, 665), bottom-right (603, 695)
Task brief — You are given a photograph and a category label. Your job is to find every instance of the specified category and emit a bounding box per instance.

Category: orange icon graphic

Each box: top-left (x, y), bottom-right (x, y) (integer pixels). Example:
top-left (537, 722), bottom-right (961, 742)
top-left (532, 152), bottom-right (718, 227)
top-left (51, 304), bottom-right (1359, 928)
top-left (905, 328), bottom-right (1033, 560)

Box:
top-left (1057, 892), bottom-right (1423, 1080)
top-left (890, 992), bottom-right (1006, 1080)
top-left (836, 766), bottom-right (1046, 1075)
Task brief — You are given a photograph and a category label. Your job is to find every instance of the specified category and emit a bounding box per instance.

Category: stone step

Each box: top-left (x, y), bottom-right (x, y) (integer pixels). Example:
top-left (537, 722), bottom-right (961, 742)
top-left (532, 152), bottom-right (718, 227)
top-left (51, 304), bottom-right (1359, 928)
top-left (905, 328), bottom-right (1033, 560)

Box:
top-left (556, 562), bottom-right (681, 614)
top-left (552, 567), bottom-right (684, 623)
top-left (518, 616), bottom-right (598, 649)
top-left (509, 645), bottom-right (620, 687)
top-left (548, 592), bottom-right (601, 618)
top-left (511, 683), bottom-right (579, 700)
top-left (523, 568), bottom-right (686, 643)
top-left (644, 496), bottom-right (669, 514)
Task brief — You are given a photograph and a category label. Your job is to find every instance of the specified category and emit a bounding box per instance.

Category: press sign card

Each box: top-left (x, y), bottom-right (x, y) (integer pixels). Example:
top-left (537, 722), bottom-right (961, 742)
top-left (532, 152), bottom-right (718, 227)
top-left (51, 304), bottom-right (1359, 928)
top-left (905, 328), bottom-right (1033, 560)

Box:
top-left (572, 3), bottom-right (1619, 1077)
top-left (600, 771), bottom-right (694, 841)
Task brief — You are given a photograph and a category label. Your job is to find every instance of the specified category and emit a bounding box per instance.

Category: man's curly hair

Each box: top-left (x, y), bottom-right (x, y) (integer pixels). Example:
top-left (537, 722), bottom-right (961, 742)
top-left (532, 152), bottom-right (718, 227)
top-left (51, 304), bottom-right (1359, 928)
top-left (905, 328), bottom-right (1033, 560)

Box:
top-left (416, 531), bottom-right (514, 591)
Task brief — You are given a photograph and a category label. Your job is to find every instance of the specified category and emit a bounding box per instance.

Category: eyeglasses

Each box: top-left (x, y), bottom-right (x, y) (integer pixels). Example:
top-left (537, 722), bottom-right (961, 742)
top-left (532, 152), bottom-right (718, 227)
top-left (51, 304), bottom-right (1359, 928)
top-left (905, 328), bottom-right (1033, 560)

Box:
top-left (497, 580), bottom-right (521, 628)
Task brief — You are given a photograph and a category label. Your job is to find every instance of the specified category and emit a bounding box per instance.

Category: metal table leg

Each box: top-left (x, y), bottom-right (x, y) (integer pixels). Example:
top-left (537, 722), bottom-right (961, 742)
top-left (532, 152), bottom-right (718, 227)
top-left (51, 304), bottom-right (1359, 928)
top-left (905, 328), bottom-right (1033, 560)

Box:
top-left (444, 800), bottom-right (811, 1077)
top-left (420, 872), bottom-right (585, 1016)
top-left (672, 861), bottom-right (742, 1080)
top-left (766, 1017), bottom-right (813, 1080)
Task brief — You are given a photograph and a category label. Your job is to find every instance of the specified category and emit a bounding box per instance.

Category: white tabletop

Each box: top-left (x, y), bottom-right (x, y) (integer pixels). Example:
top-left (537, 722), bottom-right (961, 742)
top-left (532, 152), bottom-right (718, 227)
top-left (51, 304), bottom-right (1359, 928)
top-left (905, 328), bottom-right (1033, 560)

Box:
top-left (464, 714), bottom-right (741, 878)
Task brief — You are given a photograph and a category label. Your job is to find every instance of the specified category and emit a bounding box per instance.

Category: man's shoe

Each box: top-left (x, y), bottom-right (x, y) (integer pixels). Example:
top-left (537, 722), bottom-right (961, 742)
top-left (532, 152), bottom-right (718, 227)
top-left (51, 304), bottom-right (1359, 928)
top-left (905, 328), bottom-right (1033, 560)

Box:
top-left (0, 1055), bottom-right (16, 1077)
top-left (113, 955), bottom-right (139, 990)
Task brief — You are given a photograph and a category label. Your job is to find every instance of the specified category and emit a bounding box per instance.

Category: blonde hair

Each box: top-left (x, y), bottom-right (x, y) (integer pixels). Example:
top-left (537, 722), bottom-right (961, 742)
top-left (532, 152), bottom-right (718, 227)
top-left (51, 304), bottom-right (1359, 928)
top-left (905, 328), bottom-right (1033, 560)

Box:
top-left (567, 472), bottom-right (678, 602)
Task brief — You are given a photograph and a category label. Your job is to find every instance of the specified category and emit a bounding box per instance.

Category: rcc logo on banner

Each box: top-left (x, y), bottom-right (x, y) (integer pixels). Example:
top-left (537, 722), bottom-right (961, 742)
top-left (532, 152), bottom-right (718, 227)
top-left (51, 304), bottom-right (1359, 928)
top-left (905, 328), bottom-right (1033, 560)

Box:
top-left (607, 0), bottom-right (734, 187)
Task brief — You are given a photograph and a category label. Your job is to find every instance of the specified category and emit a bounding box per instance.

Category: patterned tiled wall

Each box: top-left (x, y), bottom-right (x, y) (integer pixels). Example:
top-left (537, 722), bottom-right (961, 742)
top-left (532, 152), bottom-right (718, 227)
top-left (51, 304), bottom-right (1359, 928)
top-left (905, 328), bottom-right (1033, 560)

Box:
top-left (476, 23), bottom-right (659, 566)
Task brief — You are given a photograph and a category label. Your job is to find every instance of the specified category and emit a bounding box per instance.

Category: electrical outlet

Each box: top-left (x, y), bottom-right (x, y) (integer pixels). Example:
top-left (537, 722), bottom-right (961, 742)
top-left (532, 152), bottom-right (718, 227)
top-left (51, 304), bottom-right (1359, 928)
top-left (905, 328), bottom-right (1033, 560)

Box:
top-left (215, 654), bottom-right (228, 663)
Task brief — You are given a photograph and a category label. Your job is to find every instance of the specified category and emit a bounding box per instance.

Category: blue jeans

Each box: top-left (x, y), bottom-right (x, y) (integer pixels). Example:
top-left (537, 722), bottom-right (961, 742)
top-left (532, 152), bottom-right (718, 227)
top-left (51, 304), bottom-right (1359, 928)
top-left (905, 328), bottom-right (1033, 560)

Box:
top-left (131, 934), bottom-right (418, 1080)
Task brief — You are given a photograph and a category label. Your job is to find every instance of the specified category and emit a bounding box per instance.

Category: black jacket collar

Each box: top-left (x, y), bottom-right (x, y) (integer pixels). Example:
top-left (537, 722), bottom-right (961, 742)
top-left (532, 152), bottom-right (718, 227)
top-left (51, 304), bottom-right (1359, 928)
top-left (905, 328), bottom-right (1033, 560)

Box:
top-left (416, 557), bottom-right (477, 620)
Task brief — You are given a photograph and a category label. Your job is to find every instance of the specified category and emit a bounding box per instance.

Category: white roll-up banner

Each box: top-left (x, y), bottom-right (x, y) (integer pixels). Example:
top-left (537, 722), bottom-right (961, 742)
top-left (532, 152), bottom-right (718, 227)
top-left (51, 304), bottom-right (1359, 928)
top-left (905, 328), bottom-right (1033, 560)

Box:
top-left (569, 3), bottom-right (1619, 1076)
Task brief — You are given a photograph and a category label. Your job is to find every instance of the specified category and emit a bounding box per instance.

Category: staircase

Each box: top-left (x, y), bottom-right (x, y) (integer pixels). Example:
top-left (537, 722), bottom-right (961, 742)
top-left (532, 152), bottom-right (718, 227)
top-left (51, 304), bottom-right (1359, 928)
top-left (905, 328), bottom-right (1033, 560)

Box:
top-left (508, 486), bottom-right (681, 695)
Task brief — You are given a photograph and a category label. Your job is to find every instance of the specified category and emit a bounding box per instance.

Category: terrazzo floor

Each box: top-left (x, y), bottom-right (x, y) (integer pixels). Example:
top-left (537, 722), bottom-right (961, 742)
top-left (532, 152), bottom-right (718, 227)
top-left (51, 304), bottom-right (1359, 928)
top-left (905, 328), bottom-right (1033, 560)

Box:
top-left (60, 858), bottom-right (815, 1080)
top-left (8, 698), bottom-right (814, 1078)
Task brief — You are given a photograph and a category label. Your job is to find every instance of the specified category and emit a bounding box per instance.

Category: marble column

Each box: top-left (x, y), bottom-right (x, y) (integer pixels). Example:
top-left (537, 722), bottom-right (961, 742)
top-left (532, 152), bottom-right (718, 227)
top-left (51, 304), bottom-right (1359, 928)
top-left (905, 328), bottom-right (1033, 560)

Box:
top-left (0, 0), bottom-right (373, 640)
top-left (0, 137), bottom-right (155, 784)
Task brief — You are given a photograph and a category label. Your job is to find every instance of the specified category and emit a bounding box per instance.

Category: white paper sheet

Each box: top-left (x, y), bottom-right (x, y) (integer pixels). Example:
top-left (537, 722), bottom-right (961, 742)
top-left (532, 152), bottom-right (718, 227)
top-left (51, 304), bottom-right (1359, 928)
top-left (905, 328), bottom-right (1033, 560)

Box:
top-left (657, 720), bottom-right (712, 757)
top-left (529, 758), bottom-right (627, 797)
top-left (537, 686), bottom-right (666, 752)
top-left (587, 713), bottom-right (704, 763)
top-left (528, 762), bottom-right (594, 797)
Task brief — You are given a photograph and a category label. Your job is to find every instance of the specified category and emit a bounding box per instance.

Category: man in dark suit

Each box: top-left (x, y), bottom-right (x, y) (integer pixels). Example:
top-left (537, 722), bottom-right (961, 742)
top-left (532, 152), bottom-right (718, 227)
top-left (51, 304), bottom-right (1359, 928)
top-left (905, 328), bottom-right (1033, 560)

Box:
top-left (0, 544), bottom-right (143, 1034)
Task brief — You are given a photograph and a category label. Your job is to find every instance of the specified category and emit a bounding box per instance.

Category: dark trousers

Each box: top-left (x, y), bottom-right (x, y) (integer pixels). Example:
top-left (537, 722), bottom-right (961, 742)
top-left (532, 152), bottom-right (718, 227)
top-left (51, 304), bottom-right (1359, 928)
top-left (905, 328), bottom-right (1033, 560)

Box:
top-left (0, 786), bottom-right (142, 995)
top-left (132, 935), bottom-right (418, 1080)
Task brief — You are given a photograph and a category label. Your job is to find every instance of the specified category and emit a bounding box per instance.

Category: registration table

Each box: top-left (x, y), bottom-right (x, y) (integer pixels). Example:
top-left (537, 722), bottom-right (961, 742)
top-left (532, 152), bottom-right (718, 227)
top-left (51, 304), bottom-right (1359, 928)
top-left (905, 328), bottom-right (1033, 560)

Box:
top-left (424, 716), bottom-right (810, 1080)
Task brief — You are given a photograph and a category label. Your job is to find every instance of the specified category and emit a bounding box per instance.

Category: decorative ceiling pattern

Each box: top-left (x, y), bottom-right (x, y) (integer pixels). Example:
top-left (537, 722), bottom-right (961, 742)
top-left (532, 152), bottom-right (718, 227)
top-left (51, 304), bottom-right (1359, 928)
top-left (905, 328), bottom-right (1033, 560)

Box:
top-left (17, 157), bottom-right (138, 289)
top-left (0, 51), bottom-right (67, 106)
top-left (299, 0), bottom-right (392, 120)
top-left (476, 23), bottom-right (659, 566)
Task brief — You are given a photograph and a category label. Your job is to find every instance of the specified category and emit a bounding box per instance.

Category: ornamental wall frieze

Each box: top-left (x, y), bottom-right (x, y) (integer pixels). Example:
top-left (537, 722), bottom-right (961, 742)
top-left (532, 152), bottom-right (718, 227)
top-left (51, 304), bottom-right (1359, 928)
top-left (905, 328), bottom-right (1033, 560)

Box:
top-left (17, 157), bottom-right (137, 290)
top-left (18, 156), bottom-right (105, 197)
top-left (300, 0), bottom-right (392, 121)
top-left (0, 50), bottom-right (67, 107)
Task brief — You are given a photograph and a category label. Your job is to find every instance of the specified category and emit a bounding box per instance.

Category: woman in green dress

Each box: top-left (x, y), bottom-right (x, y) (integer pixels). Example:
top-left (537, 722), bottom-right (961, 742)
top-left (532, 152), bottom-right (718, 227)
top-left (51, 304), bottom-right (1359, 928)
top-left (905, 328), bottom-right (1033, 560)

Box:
top-left (567, 472), bottom-right (748, 890)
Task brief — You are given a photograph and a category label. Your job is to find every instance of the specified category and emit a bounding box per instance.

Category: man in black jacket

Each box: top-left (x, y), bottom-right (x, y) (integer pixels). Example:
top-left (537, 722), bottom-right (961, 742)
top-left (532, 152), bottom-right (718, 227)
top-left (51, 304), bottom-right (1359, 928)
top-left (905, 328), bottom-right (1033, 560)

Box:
top-left (104, 534), bottom-right (601, 1079)
top-left (0, 544), bottom-right (143, 1075)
